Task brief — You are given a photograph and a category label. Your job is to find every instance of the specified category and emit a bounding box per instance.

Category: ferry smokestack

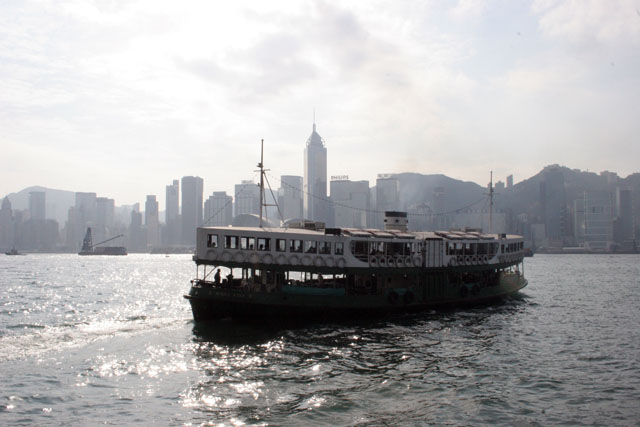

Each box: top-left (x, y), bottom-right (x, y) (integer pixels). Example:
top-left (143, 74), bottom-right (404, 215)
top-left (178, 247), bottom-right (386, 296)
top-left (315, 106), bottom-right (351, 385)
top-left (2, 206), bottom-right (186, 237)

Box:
top-left (384, 211), bottom-right (408, 232)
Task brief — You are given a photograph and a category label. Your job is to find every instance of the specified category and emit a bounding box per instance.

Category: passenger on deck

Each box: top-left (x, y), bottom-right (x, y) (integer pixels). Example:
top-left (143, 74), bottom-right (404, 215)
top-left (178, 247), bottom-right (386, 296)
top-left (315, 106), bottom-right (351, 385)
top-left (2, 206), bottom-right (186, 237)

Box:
top-left (214, 269), bottom-right (221, 284)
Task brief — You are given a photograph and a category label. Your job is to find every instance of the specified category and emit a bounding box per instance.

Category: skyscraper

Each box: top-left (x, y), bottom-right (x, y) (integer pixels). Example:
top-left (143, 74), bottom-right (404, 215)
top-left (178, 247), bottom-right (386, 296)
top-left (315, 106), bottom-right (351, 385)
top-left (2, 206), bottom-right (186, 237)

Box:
top-left (303, 121), bottom-right (328, 223)
top-left (234, 180), bottom-right (260, 217)
top-left (165, 180), bottom-right (180, 246)
top-left (0, 197), bottom-right (14, 249)
top-left (375, 174), bottom-right (400, 229)
top-left (330, 178), bottom-right (369, 228)
top-left (541, 166), bottom-right (566, 246)
top-left (181, 176), bottom-right (203, 246)
top-left (278, 175), bottom-right (303, 221)
top-left (29, 191), bottom-right (46, 221)
top-left (204, 191), bottom-right (233, 226)
top-left (95, 197), bottom-right (115, 243)
top-left (145, 195), bottom-right (160, 249)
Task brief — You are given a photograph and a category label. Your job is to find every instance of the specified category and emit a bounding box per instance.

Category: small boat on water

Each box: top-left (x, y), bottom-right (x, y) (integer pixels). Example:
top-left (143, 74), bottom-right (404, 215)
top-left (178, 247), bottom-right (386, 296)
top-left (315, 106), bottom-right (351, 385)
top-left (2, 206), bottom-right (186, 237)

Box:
top-left (5, 248), bottom-right (25, 256)
top-left (78, 228), bottom-right (127, 256)
top-left (184, 142), bottom-right (528, 321)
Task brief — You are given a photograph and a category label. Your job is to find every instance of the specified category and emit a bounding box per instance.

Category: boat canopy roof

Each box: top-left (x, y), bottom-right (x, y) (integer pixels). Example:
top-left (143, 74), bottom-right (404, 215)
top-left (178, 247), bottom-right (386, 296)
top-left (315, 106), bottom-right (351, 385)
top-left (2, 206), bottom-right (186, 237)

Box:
top-left (198, 225), bottom-right (522, 243)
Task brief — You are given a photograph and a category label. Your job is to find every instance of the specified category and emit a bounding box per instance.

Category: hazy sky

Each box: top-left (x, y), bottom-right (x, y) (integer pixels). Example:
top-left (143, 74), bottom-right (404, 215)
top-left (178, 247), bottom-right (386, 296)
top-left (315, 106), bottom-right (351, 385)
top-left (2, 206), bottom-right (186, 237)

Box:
top-left (2, 0), bottom-right (639, 207)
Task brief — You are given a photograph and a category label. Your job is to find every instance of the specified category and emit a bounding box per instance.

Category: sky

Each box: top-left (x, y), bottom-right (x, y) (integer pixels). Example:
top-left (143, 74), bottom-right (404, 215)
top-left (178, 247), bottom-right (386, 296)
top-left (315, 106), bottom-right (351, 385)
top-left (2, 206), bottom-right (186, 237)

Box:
top-left (1, 0), bottom-right (639, 207)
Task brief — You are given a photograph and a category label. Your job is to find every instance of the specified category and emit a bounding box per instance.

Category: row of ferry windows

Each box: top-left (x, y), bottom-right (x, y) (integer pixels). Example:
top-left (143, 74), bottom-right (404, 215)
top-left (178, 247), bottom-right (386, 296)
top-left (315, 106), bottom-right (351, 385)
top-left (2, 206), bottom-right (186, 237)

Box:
top-left (207, 234), bottom-right (344, 255)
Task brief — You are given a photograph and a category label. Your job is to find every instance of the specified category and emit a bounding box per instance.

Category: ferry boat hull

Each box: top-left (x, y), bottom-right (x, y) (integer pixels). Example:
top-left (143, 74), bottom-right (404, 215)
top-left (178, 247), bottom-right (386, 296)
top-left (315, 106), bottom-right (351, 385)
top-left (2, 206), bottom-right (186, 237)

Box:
top-left (185, 268), bottom-right (527, 321)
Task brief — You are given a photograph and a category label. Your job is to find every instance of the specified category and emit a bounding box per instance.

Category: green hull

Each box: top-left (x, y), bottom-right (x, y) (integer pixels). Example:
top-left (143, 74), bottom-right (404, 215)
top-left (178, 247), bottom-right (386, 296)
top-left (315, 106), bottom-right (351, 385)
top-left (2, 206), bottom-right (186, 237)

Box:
top-left (185, 272), bottom-right (527, 321)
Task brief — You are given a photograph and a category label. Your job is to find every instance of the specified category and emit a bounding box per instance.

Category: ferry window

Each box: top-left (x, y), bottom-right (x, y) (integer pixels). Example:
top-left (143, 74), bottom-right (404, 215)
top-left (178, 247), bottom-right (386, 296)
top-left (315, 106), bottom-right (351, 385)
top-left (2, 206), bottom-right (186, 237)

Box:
top-left (389, 242), bottom-right (404, 256)
top-left (276, 239), bottom-right (286, 252)
top-left (335, 242), bottom-right (344, 255)
top-left (290, 239), bottom-right (303, 253)
top-left (257, 238), bottom-right (270, 251)
top-left (370, 241), bottom-right (384, 255)
top-left (240, 236), bottom-right (256, 250)
top-left (352, 241), bottom-right (368, 258)
top-left (224, 235), bottom-right (238, 249)
top-left (207, 234), bottom-right (218, 248)
top-left (304, 241), bottom-right (317, 254)
top-left (319, 241), bottom-right (331, 255)
top-left (405, 242), bottom-right (412, 255)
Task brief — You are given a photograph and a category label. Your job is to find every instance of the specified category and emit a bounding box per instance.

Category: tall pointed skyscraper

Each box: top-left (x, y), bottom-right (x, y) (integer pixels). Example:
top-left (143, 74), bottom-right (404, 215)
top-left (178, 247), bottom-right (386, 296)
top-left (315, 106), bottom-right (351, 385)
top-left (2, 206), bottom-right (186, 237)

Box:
top-left (303, 120), bottom-right (328, 223)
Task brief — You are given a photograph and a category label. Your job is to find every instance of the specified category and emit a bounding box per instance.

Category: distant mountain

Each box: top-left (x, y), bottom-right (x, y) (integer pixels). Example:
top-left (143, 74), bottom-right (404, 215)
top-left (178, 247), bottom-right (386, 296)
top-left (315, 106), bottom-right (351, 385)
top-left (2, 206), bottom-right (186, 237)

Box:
top-left (394, 173), bottom-right (485, 212)
top-left (4, 186), bottom-right (75, 225)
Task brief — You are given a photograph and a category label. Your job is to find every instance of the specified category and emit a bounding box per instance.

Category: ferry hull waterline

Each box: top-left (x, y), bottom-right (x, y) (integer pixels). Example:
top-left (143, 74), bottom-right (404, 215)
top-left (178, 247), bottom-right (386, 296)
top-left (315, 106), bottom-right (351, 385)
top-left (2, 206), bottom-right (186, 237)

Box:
top-left (184, 142), bottom-right (527, 321)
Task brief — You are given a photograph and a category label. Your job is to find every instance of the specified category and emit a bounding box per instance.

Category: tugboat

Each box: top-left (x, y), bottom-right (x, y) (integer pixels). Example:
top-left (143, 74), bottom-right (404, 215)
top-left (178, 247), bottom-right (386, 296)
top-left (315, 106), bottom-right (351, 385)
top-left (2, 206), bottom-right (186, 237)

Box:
top-left (184, 142), bottom-right (528, 321)
top-left (78, 228), bottom-right (127, 256)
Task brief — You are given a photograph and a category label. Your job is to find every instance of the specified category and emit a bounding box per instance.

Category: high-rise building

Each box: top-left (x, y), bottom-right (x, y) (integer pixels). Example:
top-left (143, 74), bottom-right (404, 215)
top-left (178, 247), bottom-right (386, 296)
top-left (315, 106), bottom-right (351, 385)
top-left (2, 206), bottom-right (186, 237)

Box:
top-left (375, 174), bottom-right (400, 229)
top-left (165, 180), bottom-right (180, 246)
top-left (541, 166), bottom-right (566, 246)
top-left (330, 178), bottom-right (369, 228)
top-left (234, 180), bottom-right (260, 217)
top-left (0, 197), bottom-right (14, 249)
top-left (29, 191), bottom-right (46, 221)
top-left (583, 191), bottom-right (614, 251)
top-left (573, 198), bottom-right (585, 245)
top-left (506, 175), bottom-right (513, 189)
top-left (128, 203), bottom-right (144, 252)
top-left (145, 195), bottom-right (160, 249)
top-left (71, 192), bottom-right (97, 248)
top-left (204, 191), bottom-right (233, 226)
top-left (614, 188), bottom-right (633, 245)
top-left (278, 175), bottom-right (303, 221)
top-left (303, 121), bottom-right (328, 223)
top-left (95, 197), bottom-right (114, 243)
top-left (181, 176), bottom-right (203, 246)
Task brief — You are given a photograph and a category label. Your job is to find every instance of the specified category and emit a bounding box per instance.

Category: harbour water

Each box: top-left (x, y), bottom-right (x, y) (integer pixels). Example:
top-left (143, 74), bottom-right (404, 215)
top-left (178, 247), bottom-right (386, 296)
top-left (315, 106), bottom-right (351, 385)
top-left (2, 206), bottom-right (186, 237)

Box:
top-left (1, 254), bottom-right (639, 425)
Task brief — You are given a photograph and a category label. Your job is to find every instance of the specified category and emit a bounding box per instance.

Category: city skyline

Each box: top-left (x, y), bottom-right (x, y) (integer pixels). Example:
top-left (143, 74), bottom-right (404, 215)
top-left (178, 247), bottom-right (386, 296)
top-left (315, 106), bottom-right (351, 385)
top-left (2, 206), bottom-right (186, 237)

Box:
top-left (2, 1), bottom-right (639, 206)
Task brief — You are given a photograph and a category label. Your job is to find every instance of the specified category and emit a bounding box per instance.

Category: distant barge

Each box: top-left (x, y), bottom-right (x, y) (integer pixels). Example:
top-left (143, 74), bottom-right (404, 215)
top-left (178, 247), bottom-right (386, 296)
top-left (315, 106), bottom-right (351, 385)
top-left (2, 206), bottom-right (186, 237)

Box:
top-left (78, 228), bottom-right (127, 256)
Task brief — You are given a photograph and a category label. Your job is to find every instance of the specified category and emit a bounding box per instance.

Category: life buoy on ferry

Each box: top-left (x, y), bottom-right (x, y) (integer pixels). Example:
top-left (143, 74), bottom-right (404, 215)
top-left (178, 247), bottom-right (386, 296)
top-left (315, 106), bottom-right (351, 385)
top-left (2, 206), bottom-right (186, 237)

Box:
top-left (395, 256), bottom-right (404, 268)
top-left (289, 255), bottom-right (299, 266)
top-left (457, 255), bottom-right (464, 264)
top-left (472, 256), bottom-right (477, 264)
top-left (465, 256), bottom-right (471, 264)
top-left (387, 256), bottom-right (396, 268)
top-left (276, 254), bottom-right (286, 265)
top-left (337, 258), bottom-right (347, 268)
top-left (413, 256), bottom-right (422, 267)
top-left (387, 291), bottom-right (399, 305)
top-left (249, 253), bottom-right (260, 264)
top-left (404, 256), bottom-right (413, 267)
top-left (314, 256), bottom-right (324, 267)
top-left (325, 257), bottom-right (335, 267)
top-left (301, 255), bottom-right (312, 266)
top-left (483, 255), bottom-right (489, 263)
top-left (369, 256), bottom-right (378, 268)
top-left (234, 252), bottom-right (244, 263)
top-left (449, 257), bottom-right (457, 267)
top-left (378, 256), bottom-right (387, 267)
top-left (206, 249), bottom-right (219, 259)
top-left (221, 251), bottom-right (232, 262)
top-left (262, 253), bottom-right (273, 264)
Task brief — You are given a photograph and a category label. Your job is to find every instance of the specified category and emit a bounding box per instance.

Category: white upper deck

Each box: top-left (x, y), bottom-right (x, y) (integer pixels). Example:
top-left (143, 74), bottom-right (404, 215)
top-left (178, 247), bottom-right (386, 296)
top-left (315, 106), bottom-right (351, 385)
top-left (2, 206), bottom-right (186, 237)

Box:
top-left (194, 225), bottom-right (525, 271)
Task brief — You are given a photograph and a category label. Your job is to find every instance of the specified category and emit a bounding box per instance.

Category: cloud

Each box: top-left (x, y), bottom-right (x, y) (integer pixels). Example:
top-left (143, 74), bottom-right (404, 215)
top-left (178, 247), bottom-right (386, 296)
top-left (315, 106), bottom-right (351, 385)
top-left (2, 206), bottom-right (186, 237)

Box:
top-left (533, 0), bottom-right (640, 45)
